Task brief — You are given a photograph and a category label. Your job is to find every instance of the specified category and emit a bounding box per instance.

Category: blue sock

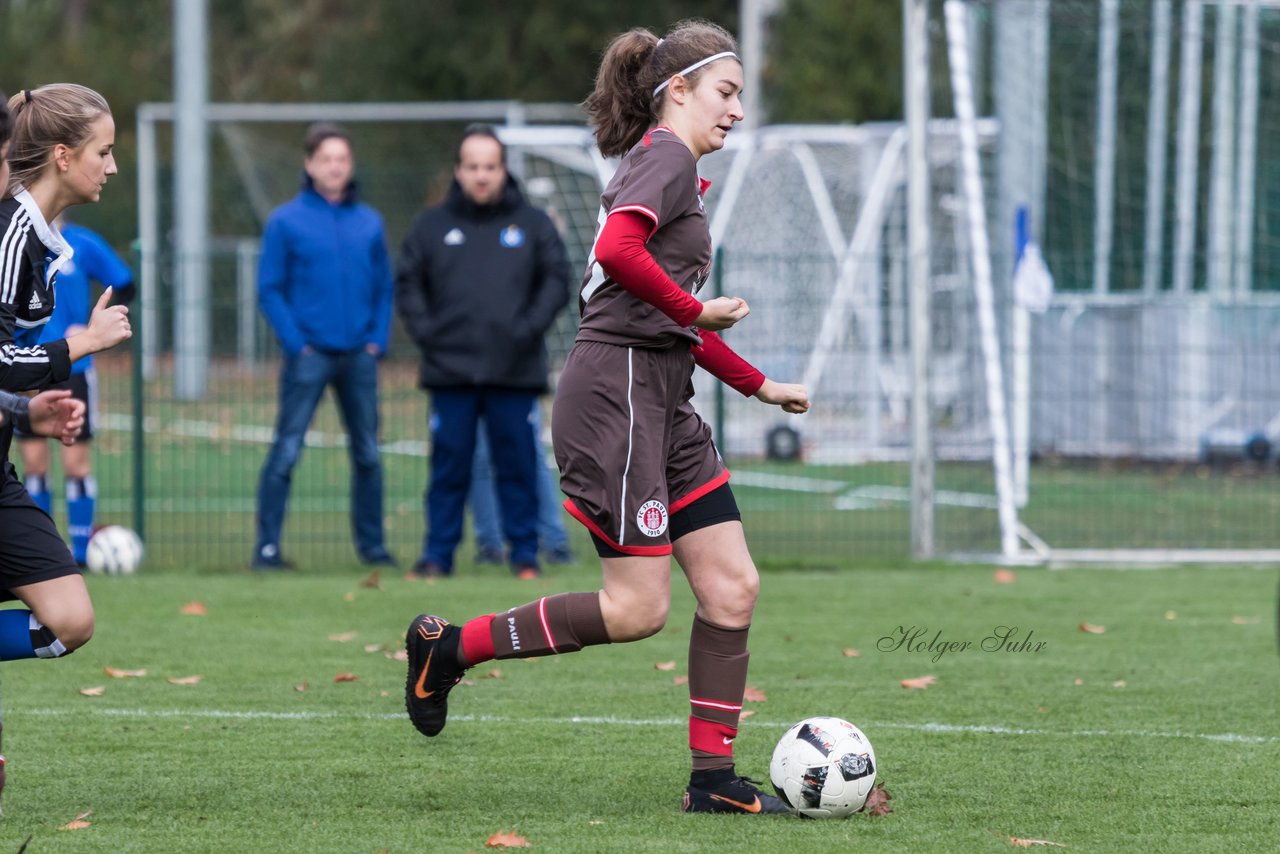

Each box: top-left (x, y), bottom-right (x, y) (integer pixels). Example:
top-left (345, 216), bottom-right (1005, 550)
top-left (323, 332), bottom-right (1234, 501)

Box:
top-left (0, 610), bottom-right (38, 661)
top-left (66, 476), bottom-right (96, 565)
top-left (0, 610), bottom-right (67, 660)
top-left (25, 473), bottom-right (51, 516)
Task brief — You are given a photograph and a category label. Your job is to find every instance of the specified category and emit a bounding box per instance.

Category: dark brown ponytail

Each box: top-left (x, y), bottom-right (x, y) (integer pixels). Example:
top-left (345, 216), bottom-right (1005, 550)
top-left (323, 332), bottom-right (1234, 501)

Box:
top-left (582, 19), bottom-right (739, 158)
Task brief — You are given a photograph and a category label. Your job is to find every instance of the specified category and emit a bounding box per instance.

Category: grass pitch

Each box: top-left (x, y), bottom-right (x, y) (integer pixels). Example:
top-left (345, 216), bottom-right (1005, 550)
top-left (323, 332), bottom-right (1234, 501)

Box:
top-left (0, 559), bottom-right (1275, 852)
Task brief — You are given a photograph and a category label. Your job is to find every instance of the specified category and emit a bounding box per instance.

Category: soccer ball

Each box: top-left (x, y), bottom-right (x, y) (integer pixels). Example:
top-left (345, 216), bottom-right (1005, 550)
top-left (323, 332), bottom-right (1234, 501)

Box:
top-left (769, 716), bottom-right (876, 818)
top-left (85, 526), bottom-right (144, 575)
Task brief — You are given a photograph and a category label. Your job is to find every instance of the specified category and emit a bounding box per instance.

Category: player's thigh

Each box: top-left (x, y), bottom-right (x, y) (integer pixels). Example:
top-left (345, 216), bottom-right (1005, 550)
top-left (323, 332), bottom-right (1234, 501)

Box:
top-left (674, 520), bottom-right (759, 628)
top-left (18, 437), bottom-right (51, 474)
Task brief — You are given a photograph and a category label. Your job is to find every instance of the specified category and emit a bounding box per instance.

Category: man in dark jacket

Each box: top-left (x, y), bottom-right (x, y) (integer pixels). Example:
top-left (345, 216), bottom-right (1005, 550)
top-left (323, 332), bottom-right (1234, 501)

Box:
top-left (253, 123), bottom-right (395, 570)
top-left (396, 124), bottom-right (570, 578)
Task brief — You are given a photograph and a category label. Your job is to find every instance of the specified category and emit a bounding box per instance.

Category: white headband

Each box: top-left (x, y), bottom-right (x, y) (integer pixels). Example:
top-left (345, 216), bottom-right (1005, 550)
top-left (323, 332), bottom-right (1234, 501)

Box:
top-left (652, 51), bottom-right (739, 97)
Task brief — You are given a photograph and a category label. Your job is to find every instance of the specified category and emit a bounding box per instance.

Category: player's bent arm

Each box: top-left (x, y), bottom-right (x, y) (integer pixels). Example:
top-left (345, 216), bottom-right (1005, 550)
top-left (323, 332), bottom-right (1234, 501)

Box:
top-left (66, 288), bottom-right (131, 362)
top-left (594, 212), bottom-right (749, 331)
top-left (594, 211), bottom-right (704, 326)
top-left (691, 330), bottom-right (765, 397)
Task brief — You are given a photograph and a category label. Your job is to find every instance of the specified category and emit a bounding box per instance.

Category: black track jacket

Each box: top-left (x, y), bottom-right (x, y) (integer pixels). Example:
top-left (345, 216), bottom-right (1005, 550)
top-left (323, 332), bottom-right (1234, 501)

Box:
top-left (395, 178), bottom-right (570, 392)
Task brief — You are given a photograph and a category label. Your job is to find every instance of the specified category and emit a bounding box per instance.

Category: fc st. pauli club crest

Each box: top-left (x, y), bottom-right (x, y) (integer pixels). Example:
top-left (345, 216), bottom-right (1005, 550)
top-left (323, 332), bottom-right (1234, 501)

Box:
top-left (636, 499), bottom-right (668, 538)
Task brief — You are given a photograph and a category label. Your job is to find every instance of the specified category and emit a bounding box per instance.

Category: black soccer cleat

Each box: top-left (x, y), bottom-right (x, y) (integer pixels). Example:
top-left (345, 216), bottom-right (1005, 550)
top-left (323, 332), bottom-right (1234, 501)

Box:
top-left (683, 774), bottom-right (791, 815)
top-left (405, 614), bottom-right (465, 737)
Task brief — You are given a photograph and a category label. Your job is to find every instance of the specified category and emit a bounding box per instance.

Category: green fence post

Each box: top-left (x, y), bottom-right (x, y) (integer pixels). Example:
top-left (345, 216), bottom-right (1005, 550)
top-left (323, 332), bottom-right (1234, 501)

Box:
top-left (131, 241), bottom-right (145, 542)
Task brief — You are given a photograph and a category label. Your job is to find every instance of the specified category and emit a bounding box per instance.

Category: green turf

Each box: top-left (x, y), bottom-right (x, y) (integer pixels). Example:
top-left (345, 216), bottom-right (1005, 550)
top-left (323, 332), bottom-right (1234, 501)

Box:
top-left (0, 561), bottom-right (1275, 852)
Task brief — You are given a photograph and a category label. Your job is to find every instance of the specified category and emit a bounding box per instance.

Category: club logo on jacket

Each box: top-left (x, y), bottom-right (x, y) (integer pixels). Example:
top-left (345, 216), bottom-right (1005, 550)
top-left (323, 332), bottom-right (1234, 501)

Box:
top-left (444, 228), bottom-right (465, 246)
top-left (636, 499), bottom-right (669, 538)
top-left (500, 225), bottom-right (525, 248)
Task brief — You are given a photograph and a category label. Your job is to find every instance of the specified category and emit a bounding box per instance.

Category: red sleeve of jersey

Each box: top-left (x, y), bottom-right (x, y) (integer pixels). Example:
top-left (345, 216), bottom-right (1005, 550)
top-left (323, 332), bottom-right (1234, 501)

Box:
top-left (691, 330), bottom-right (766, 397)
top-left (594, 211), bottom-right (704, 328)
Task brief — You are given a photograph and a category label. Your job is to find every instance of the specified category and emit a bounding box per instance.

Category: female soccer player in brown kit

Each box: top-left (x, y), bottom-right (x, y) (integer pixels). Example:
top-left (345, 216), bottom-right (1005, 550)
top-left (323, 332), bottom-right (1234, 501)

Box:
top-left (405, 21), bottom-right (809, 815)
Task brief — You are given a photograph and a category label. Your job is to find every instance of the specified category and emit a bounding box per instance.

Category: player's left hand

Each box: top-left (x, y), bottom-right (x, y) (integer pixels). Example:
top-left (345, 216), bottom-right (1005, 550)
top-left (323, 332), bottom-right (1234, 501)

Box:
top-left (27, 389), bottom-right (86, 446)
top-left (755, 379), bottom-right (810, 414)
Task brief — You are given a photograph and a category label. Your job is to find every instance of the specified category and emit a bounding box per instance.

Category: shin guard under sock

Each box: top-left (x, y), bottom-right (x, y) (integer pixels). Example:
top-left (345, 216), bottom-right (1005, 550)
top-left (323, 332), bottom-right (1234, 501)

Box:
top-left (688, 614), bottom-right (750, 773)
top-left (461, 593), bottom-right (610, 665)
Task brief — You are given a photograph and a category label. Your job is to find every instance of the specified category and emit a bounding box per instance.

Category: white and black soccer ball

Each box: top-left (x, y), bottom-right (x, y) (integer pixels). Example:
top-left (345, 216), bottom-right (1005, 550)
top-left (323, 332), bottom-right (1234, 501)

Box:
top-left (769, 716), bottom-right (877, 818)
top-left (85, 525), bottom-right (144, 575)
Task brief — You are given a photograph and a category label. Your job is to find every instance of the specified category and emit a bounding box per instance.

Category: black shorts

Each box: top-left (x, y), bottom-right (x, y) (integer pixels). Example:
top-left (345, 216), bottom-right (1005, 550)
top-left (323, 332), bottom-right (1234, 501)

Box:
top-left (0, 463), bottom-right (81, 600)
top-left (590, 482), bottom-right (742, 559)
top-left (13, 370), bottom-right (97, 442)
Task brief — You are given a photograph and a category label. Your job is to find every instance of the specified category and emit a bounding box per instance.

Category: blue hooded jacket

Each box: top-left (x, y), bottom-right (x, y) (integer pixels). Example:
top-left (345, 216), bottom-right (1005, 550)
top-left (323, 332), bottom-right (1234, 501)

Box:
top-left (258, 176), bottom-right (393, 357)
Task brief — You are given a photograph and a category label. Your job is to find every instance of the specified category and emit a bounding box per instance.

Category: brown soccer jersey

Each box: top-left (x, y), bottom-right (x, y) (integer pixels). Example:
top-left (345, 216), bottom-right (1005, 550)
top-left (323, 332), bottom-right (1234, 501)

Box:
top-left (577, 127), bottom-right (712, 349)
top-left (553, 129), bottom-right (728, 555)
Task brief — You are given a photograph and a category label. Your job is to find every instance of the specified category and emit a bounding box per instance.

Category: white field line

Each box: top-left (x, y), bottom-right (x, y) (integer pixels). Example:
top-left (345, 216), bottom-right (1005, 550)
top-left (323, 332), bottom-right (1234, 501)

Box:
top-left (17, 706), bottom-right (1276, 745)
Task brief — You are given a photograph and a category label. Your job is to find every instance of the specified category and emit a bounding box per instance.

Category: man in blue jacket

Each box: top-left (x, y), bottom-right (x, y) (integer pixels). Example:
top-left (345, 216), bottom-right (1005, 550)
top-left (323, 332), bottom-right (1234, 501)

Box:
top-left (396, 124), bottom-right (570, 579)
top-left (253, 123), bottom-right (395, 570)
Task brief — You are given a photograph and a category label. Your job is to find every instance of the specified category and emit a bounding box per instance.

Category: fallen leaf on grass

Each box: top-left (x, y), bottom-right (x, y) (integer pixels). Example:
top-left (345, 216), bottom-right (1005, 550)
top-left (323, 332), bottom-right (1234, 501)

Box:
top-left (358, 570), bottom-right (384, 589)
top-left (1231, 615), bottom-right (1260, 625)
top-left (334, 672), bottom-right (359, 683)
top-left (180, 601), bottom-right (207, 616)
top-left (343, 592), bottom-right (356, 602)
top-left (79, 686), bottom-right (105, 697)
top-left (1007, 837), bottom-right (1066, 848)
top-left (842, 648), bottom-right (861, 658)
top-left (364, 643), bottom-right (387, 654)
top-left (1112, 680), bottom-right (1127, 688)
top-left (485, 830), bottom-right (531, 848)
top-left (479, 669), bottom-right (503, 680)
top-left (742, 686), bottom-right (767, 702)
top-left (654, 660), bottom-right (676, 671)
top-left (294, 682), bottom-right (309, 692)
top-left (387, 649), bottom-right (409, 662)
top-left (739, 709), bottom-right (755, 719)
top-left (328, 631), bottom-right (358, 642)
top-left (900, 674), bottom-right (937, 690)
top-left (1072, 678), bottom-right (1084, 686)
top-left (862, 782), bottom-right (892, 816)
top-left (1164, 610), bottom-right (1177, 620)
top-left (60, 809), bottom-right (93, 831)
top-left (166, 675), bottom-right (203, 685)
top-left (104, 667), bottom-right (147, 678)
top-left (673, 675), bottom-right (688, 685)
top-left (993, 569), bottom-right (1017, 584)
top-left (1078, 623), bottom-right (1106, 634)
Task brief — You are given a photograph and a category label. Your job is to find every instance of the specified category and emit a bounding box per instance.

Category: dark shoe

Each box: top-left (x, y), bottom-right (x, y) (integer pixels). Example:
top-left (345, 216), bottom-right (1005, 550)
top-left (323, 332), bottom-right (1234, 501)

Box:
top-left (474, 546), bottom-right (505, 565)
top-left (360, 550), bottom-right (398, 568)
top-left (683, 773), bottom-right (791, 815)
top-left (405, 614), bottom-right (465, 737)
top-left (410, 560), bottom-right (447, 579)
top-left (542, 545), bottom-right (574, 565)
top-left (252, 546), bottom-right (295, 571)
top-left (513, 564), bottom-right (542, 580)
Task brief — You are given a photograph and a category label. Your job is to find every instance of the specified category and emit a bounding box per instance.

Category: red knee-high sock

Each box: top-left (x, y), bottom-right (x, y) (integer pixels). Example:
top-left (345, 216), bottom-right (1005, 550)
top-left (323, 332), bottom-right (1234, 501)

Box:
top-left (458, 593), bottom-right (610, 666)
top-left (687, 613), bottom-right (750, 773)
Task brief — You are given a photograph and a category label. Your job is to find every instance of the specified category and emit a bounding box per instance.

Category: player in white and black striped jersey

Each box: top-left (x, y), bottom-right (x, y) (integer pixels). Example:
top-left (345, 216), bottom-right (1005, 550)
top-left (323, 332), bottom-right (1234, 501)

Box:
top-left (0, 84), bottom-right (131, 669)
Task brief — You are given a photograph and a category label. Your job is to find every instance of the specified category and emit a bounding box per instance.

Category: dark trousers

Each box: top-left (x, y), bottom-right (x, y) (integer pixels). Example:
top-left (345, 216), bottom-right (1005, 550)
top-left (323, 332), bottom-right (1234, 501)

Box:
top-left (423, 387), bottom-right (539, 572)
top-left (256, 349), bottom-right (386, 559)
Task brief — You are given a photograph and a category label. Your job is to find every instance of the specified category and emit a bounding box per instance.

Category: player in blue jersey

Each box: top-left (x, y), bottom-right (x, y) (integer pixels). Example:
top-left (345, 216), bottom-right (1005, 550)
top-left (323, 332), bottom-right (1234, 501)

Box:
top-left (16, 218), bottom-right (134, 566)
